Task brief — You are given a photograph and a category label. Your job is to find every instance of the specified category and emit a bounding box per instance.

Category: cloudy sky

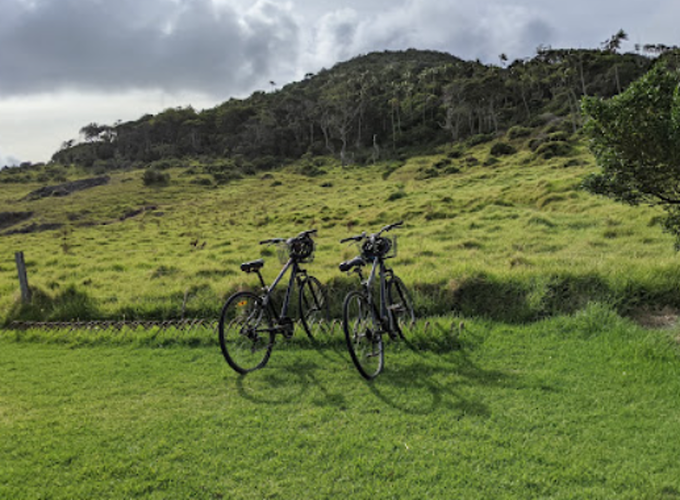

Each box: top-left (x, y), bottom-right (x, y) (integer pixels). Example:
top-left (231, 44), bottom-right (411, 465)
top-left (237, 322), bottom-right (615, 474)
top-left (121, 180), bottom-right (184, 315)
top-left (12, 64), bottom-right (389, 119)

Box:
top-left (0, 0), bottom-right (677, 166)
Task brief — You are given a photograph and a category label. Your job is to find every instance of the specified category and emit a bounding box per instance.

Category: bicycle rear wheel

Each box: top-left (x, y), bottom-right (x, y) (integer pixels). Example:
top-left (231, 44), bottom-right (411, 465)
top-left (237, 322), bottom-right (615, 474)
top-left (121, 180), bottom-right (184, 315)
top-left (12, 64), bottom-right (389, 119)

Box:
top-left (387, 275), bottom-right (415, 339)
top-left (299, 275), bottom-right (330, 339)
top-left (342, 291), bottom-right (383, 380)
top-left (218, 291), bottom-right (274, 374)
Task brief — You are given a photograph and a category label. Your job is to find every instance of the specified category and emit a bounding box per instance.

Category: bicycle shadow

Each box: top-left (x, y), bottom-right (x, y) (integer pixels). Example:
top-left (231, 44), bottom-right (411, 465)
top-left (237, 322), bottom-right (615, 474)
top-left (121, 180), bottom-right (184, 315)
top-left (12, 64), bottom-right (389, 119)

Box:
top-left (360, 346), bottom-right (514, 417)
top-left (227, 317), bottom-right (525, 419)
top-left (231, 356), bottom-right (349, 409)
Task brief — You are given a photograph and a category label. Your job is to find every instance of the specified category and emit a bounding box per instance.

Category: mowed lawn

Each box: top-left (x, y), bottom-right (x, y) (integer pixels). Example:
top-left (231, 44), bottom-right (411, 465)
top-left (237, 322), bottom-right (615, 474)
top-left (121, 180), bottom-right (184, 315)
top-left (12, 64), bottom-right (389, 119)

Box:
top-left (2, 306), bottom-right (680, 499)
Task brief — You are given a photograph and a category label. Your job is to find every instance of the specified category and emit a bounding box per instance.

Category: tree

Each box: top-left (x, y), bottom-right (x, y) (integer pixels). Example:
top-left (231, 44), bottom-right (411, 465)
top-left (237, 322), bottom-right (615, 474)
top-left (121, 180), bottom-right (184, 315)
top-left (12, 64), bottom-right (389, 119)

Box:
top-left (581, 63), bottom-right (680, 247)
top-left (602, 29), bottom-right (628, 53)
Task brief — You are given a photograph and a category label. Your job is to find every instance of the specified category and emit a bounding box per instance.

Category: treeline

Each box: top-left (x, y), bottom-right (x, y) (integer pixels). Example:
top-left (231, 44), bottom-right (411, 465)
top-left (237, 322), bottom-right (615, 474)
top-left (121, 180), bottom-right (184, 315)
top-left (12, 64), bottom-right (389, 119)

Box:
top-left (49, 46), bottom-right (676, 172)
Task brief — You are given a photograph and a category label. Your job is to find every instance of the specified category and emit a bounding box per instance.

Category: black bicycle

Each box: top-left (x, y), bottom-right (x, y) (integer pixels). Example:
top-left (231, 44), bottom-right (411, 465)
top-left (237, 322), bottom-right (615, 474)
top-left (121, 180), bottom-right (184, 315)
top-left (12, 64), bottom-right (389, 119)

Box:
top-left (218, 229), bottom-right (329, 374)
top-left (339, 221), bottom-right (415, 379)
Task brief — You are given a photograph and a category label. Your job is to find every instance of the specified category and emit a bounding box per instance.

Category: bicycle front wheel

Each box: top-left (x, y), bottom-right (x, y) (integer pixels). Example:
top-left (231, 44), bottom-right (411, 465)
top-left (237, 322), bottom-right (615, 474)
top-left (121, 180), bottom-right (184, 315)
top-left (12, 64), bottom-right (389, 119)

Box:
top-left (299, 276), bottom-right (330, 339)
top-left (342, 291), bottom-right (383, 380)
top-left (218, 291), bottom-right (274, 374)
top-left (387, 276), bottom-right (415, 339)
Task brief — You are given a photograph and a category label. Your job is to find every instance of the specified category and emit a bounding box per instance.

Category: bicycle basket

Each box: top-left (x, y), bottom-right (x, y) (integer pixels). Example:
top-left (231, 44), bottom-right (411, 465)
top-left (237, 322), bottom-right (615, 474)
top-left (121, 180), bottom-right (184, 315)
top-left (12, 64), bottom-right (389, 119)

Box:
top-left (288, 236), bottom-right (315, 263)
top-left (276, 243), bottom-right (289, 265)
top-left (361, 235), bottom-right (397, 260)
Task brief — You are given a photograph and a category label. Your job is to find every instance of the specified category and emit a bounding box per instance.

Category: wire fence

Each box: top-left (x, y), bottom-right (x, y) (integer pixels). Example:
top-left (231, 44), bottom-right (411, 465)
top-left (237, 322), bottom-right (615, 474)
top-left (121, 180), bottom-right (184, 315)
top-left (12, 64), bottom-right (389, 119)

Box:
top-left (6, 318), bottom-right (437, 337)
top-left (7, 318), bottom-right (220, 335)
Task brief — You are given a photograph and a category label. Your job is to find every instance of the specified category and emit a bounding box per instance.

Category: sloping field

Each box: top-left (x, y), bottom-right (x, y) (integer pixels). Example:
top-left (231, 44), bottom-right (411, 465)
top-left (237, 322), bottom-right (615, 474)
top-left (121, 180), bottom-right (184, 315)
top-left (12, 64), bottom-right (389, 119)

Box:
top-left (1, 136), bottom-right (679, 323)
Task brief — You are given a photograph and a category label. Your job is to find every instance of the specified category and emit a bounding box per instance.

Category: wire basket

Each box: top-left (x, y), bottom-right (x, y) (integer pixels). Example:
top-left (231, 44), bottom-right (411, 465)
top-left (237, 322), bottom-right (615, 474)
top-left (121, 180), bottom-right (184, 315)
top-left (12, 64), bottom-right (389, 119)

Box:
top-left (277, 237), bottom-right (315, 264)
top-left (361, 235), bottom-right (397, 260)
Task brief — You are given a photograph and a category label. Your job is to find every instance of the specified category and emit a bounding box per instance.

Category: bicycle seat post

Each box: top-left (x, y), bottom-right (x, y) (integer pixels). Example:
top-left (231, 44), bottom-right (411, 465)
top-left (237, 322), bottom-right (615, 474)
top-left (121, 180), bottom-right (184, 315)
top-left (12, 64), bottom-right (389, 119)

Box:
top-left (255, 269), bottom-right (267, 290)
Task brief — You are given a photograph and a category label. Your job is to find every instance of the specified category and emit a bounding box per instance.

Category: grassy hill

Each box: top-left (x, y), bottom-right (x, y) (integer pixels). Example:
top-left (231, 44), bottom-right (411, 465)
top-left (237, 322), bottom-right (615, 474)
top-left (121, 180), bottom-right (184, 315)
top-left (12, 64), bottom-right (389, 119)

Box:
top-left (1, 118), bottom-right (679, 325)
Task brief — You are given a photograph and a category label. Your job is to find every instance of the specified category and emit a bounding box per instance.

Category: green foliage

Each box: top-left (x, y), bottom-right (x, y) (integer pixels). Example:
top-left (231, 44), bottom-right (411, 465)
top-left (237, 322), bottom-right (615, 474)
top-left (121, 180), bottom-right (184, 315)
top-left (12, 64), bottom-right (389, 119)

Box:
top-left (490, 142), bottom-right (517, 156)
top-left (5, 285), bottom-right (99, 323)
top-left (2, 136), bottom-right (680, 325)
top-left (582, 62), bottom-right (680, 246)
top-left (43, 47), bottom-right (655, 173)
top-left (142, 168), bottom-right (170, 186)
top-left (507, 126), bottom-right (532, 139)
top-left (534, 140), bottom-right (572, 159)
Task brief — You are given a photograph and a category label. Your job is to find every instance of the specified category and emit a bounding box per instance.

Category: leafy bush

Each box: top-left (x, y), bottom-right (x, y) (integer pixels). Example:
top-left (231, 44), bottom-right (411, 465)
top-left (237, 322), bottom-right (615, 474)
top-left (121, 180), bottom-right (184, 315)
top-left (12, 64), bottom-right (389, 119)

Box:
top-left (466, 133), bottom-right (495, 147)
top-left (490, 142), bottom-right (517, 156)
top-left (142, 168), bottom-right (170, 186)
top-left (3, 285), bottom-right (100, 323)
top-left (535, 141), bottom-right (572, 159)
top-left (386, 189), bottom-right (407, 201)
top-left (507, 126), bottom-right (533, 139)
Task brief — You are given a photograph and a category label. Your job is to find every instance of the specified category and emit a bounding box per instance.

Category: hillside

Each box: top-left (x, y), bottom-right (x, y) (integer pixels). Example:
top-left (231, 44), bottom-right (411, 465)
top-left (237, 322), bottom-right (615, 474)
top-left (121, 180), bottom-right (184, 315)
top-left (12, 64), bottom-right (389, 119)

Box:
top-left (29, 47), bottom-right (670, 174)
top-left (2, 47), bottom-right (680, 324)
top-left (1, 119), bottom-right (679, 324)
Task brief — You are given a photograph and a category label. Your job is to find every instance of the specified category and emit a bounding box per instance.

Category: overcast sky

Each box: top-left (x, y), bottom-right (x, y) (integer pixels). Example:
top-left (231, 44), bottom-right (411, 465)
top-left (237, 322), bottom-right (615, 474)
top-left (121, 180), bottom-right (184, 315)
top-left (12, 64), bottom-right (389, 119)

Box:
top-left (1, 0), bottom-right (678, 166)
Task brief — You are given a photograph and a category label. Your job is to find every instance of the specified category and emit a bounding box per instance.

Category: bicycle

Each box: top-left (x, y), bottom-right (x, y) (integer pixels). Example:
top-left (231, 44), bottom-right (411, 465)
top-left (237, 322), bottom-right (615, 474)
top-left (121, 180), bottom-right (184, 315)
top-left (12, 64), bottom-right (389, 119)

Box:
top-left (338, 221), bottom-right (415, 379)
top-left (218, 229), bottom-right (329, 374)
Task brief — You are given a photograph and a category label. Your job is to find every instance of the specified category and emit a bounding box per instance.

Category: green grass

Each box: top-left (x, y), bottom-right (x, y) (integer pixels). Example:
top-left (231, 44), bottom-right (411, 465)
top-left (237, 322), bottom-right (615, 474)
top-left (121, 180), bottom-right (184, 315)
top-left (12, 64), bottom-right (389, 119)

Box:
top-left (2, 305), bottom-right (680, 499)
top-left (1, 138), bottom-right (679, 324)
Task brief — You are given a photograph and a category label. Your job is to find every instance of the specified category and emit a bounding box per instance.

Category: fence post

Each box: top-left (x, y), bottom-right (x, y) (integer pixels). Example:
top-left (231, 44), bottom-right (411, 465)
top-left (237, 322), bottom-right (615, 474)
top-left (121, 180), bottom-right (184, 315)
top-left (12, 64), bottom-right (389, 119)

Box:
top-left (15, 251), bottom-right (32, 303)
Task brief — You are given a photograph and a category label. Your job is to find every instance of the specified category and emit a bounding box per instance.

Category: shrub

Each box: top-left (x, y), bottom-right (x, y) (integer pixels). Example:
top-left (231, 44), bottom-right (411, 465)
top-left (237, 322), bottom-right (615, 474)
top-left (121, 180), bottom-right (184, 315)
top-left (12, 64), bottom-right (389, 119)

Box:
top-left (466, 133), bottom-right (494, 147)
top-left (386, 189), bottom-right (407, 201)
top-left (142, 168), bottom-right (170, 186)
top-left (535, 141), bottom-right (572, 159)
top-left (490, 142), bottom-right (517, 156)
top-left (507, 126), bottom-right (533, 139)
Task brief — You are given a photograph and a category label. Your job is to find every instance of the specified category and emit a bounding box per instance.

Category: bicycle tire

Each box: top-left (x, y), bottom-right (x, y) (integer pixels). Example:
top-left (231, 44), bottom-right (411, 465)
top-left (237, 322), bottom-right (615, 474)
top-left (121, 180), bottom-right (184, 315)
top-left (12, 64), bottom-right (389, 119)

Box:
top-left (342, 291), bottom-right (384, 380)
top-left (218, 291), bottom-right (274, 374)
top-left (299, 276), bottom-right (330, 339)
top-left (387, 276), bottom-right (415, 339)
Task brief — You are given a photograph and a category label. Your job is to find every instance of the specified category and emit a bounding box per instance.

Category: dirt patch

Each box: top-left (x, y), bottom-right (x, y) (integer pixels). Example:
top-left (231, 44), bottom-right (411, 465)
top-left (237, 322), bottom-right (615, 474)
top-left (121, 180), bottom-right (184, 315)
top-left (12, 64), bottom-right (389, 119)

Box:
top-left (629, 306), bottom-right (680, 329)
top-left (0, 211), bottom-right (33, 230)
top-left (119, 205), bottom-right (158, 221)
top-left (22, 175), bottom-right (110, 201)
top-left (2, 222), bottom-right (64, 236)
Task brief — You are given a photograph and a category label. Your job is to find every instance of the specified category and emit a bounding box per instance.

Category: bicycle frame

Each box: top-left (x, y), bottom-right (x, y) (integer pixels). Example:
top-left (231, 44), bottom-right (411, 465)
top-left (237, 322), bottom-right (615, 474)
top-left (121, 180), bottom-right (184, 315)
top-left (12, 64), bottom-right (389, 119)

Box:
top-left (357, 257), bottom-right (396, 333)
top-left (252, 257), bottom-right (308, 327)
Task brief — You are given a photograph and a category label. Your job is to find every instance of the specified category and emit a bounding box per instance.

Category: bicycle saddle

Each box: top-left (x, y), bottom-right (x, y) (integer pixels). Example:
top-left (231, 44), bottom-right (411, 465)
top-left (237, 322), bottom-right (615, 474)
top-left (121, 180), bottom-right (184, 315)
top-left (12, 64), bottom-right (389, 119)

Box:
top-left (240, 259), bottom-right (265, 273)
top-left (339, 256), bottom-right (366, 273)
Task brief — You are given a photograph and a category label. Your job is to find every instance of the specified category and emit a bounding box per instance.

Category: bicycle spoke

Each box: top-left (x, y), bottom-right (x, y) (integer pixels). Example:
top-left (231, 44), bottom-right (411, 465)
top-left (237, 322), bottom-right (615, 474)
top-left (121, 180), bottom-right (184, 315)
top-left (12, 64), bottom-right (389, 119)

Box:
top-left (343, 291), bottom-right (383, 379)
top-left (219, 292), bottom-right (274, 374)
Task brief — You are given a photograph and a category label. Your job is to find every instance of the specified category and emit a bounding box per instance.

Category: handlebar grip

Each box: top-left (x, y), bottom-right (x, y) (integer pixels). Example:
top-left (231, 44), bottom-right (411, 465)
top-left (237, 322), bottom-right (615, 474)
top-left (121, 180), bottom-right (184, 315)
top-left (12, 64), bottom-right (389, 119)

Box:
top-left (296, 229), bottom-right (317, 238)
top-left (340, 232), bottom-right (365, 244)
top-left (380, 221), bottom-right (404, 234)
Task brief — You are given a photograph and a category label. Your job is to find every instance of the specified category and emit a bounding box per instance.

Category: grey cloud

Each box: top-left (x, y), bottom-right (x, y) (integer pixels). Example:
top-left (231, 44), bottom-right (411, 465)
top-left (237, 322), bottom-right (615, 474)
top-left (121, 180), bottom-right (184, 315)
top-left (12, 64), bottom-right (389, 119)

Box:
top-left (0, 150), bottom-right (21, 167)
top-left (344, 1), bottom-right (557, 64)
top-left (0, 0), bottom-right (300, 98)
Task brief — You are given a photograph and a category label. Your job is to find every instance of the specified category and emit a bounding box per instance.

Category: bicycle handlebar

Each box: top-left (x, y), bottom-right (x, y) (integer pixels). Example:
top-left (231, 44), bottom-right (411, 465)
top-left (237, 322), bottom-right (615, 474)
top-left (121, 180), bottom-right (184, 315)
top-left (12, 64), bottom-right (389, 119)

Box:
top-left (340, 232), bottom-right (366, 244)
top-left (377, 220), bottom-right (404, 236)
top-left (259, 238), bottom-right (285, 245)
top-left (260, 229), bottom-right (317, 245)
top-left (340, 221), bottom-right (403, 244)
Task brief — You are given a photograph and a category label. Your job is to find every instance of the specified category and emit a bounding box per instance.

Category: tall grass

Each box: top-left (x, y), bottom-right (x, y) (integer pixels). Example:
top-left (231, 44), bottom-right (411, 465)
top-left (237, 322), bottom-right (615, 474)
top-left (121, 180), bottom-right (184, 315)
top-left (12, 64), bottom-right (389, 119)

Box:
top-left (1, 141), bottom-right (678, 324)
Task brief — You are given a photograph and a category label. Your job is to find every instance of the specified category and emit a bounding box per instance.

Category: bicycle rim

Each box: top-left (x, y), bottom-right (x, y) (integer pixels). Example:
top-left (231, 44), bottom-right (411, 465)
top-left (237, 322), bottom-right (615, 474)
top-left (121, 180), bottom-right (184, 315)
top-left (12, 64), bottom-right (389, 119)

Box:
top-left (343, 291), bottom-right (383, 379)
top-left (299, 276), bottom-right (330, 339)
top-left (219, 291), bottom-right (274, 374)
top-left (387, 276), bottom-right (415, 339)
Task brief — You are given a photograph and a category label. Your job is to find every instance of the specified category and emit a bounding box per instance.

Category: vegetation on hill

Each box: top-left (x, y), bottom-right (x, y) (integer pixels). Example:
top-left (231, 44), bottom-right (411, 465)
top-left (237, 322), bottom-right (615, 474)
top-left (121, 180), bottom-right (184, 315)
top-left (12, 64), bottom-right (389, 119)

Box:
top-left (31, 45), bottom-right (678, 174)
top-left (1, 42), bottom-right (680, 325)
top-left (582, 62), bottom-right (680, 247)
